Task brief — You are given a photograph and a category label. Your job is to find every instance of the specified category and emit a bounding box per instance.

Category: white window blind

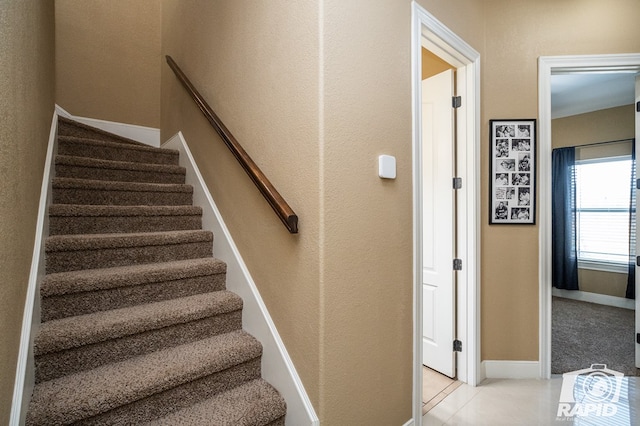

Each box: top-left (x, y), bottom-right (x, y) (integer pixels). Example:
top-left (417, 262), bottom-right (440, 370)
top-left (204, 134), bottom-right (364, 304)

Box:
top-left (574, 156), bottom-right (634, 270)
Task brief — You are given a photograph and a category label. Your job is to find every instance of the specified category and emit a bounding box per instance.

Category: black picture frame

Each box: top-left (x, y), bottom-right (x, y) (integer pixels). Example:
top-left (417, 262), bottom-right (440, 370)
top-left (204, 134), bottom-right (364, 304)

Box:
top-left (489, 119), bottom-right (536, 224)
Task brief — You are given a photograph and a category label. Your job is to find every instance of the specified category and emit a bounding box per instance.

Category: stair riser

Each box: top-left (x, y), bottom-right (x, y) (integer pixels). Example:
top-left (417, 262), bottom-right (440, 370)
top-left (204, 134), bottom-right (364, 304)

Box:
top-left (49, 214), bottom-right (202, 235)
top-left (42, 273), bottom-right (226, 321)
top-left (55, 164), bottom-right (186, 184)
top-left (74, 358), bottom-right (262, 426)
top-left (59, 140), bottom-right (179, 165)
top-left (46, 242), bottom-right (213, 273)
top-left (36, 310), bottom-right (243, 383)
top-left (58, 122), bottom-right (146, 147)
top-left (52, 187), bottom-right (193, 206)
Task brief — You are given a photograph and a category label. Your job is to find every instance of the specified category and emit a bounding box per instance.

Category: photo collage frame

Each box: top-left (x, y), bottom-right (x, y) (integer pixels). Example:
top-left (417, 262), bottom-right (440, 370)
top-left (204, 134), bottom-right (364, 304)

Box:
top-left (489, 119), bottom-right (536, 224)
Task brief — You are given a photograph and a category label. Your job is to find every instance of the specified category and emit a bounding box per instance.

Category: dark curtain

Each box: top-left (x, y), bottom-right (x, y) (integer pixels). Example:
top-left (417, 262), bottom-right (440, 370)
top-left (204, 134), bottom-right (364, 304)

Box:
top-left (552, 147), bottom-right (579, 290)
top-left (627, 139), bottom-right (636, 299)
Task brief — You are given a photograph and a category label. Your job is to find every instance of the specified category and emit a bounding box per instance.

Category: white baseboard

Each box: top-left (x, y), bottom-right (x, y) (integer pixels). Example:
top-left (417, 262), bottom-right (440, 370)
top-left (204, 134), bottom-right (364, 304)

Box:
top-left (162, 132), bottom-right (319, 426)
top-left (10, 110), bottom-right (58, 425)
top-left (552, 288), bottom-right (634, 310)
top-left (482, 360), bottom-right (540, 379)
top-left (402, 419), bottom-right (416, 426)
top-left (55, 105), bottom-right (160, 147)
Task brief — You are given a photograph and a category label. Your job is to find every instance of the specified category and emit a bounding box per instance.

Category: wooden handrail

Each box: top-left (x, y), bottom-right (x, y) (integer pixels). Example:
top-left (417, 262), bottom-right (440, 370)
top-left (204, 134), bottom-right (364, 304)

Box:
top-left (166, 55), bottom-right (298, 233)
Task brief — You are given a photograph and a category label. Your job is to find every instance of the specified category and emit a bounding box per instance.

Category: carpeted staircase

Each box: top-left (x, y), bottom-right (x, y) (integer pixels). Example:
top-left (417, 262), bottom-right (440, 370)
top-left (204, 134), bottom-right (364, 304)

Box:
top-left (25, 117), bottom-right (287, 425)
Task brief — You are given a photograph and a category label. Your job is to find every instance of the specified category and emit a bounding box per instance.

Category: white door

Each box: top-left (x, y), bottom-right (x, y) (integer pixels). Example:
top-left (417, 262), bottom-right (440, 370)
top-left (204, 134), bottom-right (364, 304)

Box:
top-left (635, 75), bottom-right (640, 368)
top-left (422, 69), bottom-right (456, 378)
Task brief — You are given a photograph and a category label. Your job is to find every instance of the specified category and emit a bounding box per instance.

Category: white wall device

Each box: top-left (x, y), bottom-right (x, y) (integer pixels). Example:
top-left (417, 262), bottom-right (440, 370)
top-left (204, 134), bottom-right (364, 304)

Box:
top-left (378, 155), bottom-right (396, 179)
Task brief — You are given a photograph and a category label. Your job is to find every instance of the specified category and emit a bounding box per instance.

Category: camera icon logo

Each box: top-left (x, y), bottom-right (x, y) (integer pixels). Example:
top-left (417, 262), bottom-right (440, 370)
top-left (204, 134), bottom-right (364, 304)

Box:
top-left (557, 364), bottom-right (624, 419)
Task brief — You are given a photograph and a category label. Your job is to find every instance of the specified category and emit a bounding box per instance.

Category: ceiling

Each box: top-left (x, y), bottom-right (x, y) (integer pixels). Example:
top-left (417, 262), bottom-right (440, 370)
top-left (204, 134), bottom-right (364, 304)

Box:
top-left (551, 72), bottom-right (637, 119)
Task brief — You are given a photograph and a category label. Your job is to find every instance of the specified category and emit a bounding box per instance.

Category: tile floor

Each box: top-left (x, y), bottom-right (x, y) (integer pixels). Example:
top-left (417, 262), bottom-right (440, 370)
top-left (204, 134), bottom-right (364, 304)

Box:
top-left (422, 375), bottom-right (640, 425)
top-left (422, 367), bottom-right (461, 415)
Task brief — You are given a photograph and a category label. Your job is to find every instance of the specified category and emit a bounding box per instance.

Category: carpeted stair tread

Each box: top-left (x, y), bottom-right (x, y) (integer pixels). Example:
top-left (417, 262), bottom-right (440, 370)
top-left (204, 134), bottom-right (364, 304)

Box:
top-left (40, 258), bottom-right (228, 320)
top-left (49, 204), bottom-right (203, 235)
top-left (35, 290), bottom-right (243, 355)
top-left (52, 177), bottom-right (193, 206)
top-left (58, 116), bottom-right (152, 147)
top-left (26, 117), bottom-right (286, 423)
top-left (49, 204), bottom-right (201, 218)
top-left (45, 230), bottom-right (213, 273)
top-left (46, 229), bottom-right (213, 252)
top-left (145, 378), bottom-right (286, 426)
top-left (42, 257), bottom-right (224, 297)
top-left (52, 177), bottom-right (192, 194)
top-left (58, 135), bottom-right (179, 166)
top-left (26, 330), bottom-right (263, 426)
top-left (49, 204), bottom-right (202, 217)
top-left (55, 155), bottom-right (186, 184)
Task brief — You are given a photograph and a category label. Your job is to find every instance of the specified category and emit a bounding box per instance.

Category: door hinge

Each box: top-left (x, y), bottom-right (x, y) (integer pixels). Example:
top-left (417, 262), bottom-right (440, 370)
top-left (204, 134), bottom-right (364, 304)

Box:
top-left (637, 179), bottom-right (640, 190)
top-left (453, 177), bottom-right (462, 189)
top-left (452, 96), bottom-right (462, 109)
top-left (453, 258), bottom-right (462, 271)
top-left (636, 101), bottom-right (640, 112)
top-left (636, 256), bottom-right (640, 267)
top-left (453, 339), bottom-right (462, 352)
top-left (637, 333), bottom-right (640, 344)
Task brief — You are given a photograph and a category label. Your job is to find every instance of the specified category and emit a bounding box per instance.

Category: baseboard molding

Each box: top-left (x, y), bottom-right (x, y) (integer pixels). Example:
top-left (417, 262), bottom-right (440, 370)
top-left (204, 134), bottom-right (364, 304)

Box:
top-left (402, 419), bottom-right (415, 426)
top-left (482, 360), bottom-right (540, 379)
top-left (162, 132), bottom-right (319, 426)
top-left (552, 288), bottom-right (634, 310)
top-left (10, 110), bottom-right (58, 426)
top-left (55, 105), bottom-right (160, 147)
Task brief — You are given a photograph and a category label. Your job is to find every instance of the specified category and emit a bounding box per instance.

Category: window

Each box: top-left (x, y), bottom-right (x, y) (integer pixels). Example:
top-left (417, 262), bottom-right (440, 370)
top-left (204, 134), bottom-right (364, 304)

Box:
top-left (574, 155), bottom-right (635, 272)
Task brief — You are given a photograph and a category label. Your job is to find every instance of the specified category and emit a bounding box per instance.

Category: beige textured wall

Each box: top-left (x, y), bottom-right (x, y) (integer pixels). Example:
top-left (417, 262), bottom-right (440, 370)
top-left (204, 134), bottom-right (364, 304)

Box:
top-left (418, 0), bottom-right (640, 362)
top-left (417, 0), bottom-right (485, 52)
top-left (0, 0), bottom-right (55, 422)
top-left (321, 0), bottom-right (413, 423)
top-left (162, 0), bottom-right (414, 423)
top-left (55, 0), bottom-right (161, 128)
top-left (160, 0), bottom-right (323, 416)
top-left (553, 105), bottom-right (635, 149)
top-left (481, 0), bottom-right (640, 361)
top-left (578, 269), bottom-right (628, 298)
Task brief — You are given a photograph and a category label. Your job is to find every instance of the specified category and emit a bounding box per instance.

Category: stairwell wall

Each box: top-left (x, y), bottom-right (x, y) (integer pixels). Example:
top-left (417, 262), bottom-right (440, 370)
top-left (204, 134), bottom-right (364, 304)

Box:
top-left (161, 0), bottom-right (418, 423)
top-left (160, 0), bottom-right (322, 417)
top-left (55, 0), bottom-right (161, 128)
top-left (0, 1), bottom-right (55, 423)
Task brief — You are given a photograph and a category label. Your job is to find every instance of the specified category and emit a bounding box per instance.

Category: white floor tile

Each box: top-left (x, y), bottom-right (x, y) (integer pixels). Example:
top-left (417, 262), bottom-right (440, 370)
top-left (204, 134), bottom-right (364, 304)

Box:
top-left (422, 377), bottom-right (640, 425)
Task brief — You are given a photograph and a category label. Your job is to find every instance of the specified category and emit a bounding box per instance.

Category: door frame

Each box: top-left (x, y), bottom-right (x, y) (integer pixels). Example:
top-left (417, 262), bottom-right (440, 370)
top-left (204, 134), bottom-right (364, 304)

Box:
top-left (538, 53), bottom-right (640, 379)
top-left (411, 2), bottom-right (481, 423)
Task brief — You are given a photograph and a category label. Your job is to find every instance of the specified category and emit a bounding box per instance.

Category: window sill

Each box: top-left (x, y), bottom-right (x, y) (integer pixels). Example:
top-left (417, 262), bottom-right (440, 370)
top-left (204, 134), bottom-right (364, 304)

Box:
top-left (577, 259), bottom-right (629, 274)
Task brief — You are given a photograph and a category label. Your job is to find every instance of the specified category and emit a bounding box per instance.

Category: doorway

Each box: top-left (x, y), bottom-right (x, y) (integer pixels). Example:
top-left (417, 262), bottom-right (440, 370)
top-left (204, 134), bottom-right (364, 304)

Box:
top-left (411, 3), bottom-right (480, 424)
top-left (538, 54), bottom-right (640, 379)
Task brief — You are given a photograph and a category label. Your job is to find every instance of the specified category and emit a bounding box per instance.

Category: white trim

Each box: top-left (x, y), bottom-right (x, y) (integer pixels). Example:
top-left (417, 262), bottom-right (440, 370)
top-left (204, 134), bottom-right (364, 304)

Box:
top-left (402, 420), bottom-right (416, 426)
top-left (412, 3), bottom-right (481, 425)
top-left (552, 288), bottom-right (635, 310)
top-left (482, 360), bottom-right (540, 379)
top-left (10, 109), bottom-right (59, 426)
top-left (539, 53), bottom-right (640, 380)
top-left (162, 132), bottom-right (319, 426)
top-left (55, 105), bottom-right (160, 147)
top-left (577, 260), bottom-right (628, 274)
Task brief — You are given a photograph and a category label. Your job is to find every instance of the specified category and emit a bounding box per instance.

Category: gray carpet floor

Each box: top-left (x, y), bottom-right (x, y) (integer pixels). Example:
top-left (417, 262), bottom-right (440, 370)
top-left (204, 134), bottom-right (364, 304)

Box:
top-left (552, 296), bottom-right (640, 377)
